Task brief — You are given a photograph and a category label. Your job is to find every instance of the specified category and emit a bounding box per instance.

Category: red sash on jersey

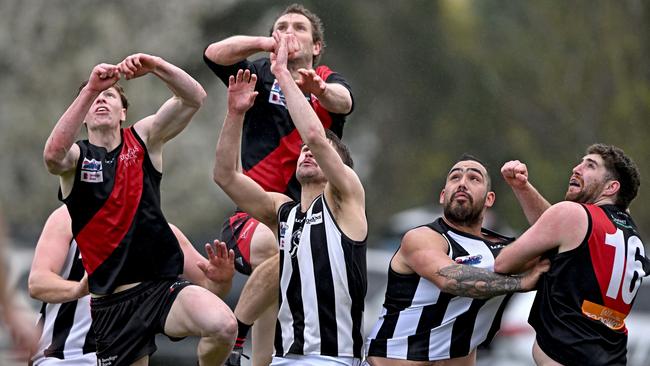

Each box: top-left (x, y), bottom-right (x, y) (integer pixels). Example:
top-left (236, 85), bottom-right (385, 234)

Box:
top-left (244, 65), bottom-right (335, 193)
top-left (583, 204), bottom-right (633, 330)
top-left (76, 128), bottom-right (144, 275)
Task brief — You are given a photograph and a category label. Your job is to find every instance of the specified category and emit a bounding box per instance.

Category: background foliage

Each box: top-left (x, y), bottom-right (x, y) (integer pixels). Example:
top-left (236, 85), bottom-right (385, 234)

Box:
top-left (1, 0), bottom-right (648, 247)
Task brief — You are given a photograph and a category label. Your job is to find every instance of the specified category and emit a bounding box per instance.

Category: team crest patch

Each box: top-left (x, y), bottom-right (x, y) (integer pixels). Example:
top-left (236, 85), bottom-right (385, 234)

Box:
top-left (269, 79), bottom-right (287, 107)
top-left (81, 158), bottom-right (103, 183)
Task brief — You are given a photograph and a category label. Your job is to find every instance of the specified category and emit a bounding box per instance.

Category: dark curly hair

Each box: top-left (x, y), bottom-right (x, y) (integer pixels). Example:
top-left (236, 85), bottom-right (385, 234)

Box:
top-left (587, 143), bottom-right (640, 209)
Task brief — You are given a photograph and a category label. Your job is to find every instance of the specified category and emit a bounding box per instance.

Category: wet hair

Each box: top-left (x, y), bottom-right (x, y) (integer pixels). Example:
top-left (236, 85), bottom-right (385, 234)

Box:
top-left (586, 143), bottom-right (640, 209)
top-left (325, 129), bottom-right (353, 168)
top-left (271, 3), bottom-right (326, 65)
top-left (77, 80), bottom-right (129, 110)
top-left (450, 153), bottom-right (491, 190)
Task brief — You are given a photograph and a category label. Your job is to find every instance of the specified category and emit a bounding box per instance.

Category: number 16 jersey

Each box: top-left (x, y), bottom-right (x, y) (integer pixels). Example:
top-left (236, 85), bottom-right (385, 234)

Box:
top-left (530, 204), bottom-right (650, 366)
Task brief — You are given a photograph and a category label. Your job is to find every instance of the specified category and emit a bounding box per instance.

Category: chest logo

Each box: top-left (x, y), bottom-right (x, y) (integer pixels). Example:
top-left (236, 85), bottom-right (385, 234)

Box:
top-left (119, 146), bottom-right (140, 167)
top-left (305, 212), bottom-right (323, 225)
top-left (81, 158), bottom-right (103, 183)
top-left (455, 254), bottom-right (483, 265)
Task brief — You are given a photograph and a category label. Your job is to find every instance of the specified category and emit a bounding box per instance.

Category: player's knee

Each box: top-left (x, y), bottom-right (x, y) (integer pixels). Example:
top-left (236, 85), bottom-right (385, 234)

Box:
top-left (204, 310), bottom-right (237, 344)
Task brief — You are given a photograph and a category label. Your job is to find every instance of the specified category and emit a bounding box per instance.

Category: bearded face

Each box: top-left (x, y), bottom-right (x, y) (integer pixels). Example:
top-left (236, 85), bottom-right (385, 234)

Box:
top-left (440, 160), bottom-right (493, 228)
top-left (443, 188), bottom-right (487, 227)
top-left (565, 154), bottom-right (611, 204)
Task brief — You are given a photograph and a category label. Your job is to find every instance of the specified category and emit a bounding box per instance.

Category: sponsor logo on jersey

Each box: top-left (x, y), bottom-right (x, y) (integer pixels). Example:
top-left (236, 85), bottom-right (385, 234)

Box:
top-left (119, 146), bottom-right (140, 167)
top-left (99, 355), bottom-right (118, 366)
top-left (305, 212), bottom-right (323, 225)
top-left (269, 79), bottom-right (287, 107)
top-left (488, 243), bottom-right (507, 250)
top-left (455, 254), bottom-right (483, 265)
top-left (581, 299), bottom-right (627, 330)
top-left (81, 158), bottom-right (103, 183)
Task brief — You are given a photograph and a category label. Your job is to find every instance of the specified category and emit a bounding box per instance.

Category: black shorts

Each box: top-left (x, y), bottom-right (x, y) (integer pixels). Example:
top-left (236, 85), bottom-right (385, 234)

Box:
top-left (220, 210), bottom-right (260, 275)
top-left (90, 278), bottom-right (191, 366)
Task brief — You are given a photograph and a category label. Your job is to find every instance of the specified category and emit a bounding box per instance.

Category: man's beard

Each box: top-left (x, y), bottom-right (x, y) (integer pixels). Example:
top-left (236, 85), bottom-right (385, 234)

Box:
top-left (565, 181), bottom-right (604, 204)
top-left (443, 195), bottom-right (484, 227)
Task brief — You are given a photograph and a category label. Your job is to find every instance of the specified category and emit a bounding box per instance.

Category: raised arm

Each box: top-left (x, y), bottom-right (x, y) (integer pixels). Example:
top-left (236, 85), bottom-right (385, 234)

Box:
top-left (43, 63), bottom-right (121, 176)
top-left (28, 206), bottom-right (88, 304)
top-left (295, 68), bottom-right (352, 114)
top-left (393, 227), bottom-right (549, 299)
top-left (213, 69), bottom-right (290, 229)
top-left (204, 36), bottom-right (276, 66)
top-left (270, 33), bottom-right (365, 236)
top-left (125, 53), bottom-right (207, 161)
top-left (501, 160), bottom-right (551, 225)
top-left (495, 201), bottom-right (587, 274)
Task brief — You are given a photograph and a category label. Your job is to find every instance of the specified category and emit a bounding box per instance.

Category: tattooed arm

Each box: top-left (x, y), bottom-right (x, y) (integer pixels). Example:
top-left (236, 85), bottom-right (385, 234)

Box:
top-left (391, 226), bottom-right (549, 299)
top-left (436, 263), bottom-right (547, 299)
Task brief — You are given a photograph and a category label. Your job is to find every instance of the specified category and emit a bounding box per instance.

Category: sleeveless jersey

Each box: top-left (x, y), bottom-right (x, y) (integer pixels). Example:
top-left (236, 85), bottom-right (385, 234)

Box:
top-left (32, 239), bottom-right (96, 365)
top-left (204, 55), bottom-right (353, 200)
top-left (529, 204), bottom-right (650, 366)
top-left (60, 127), bottom-right (183, 294)
top-left (275, 195), bottom-right (366, 359)
top-left (366, 218), bottom-right (513, 361)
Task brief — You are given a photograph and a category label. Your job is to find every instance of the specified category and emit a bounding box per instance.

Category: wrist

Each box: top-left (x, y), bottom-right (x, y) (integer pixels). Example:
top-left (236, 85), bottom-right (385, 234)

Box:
top-left (260, 37), bottom-right (275, 52)
top-left (315, 83), bottom-right (328, 98)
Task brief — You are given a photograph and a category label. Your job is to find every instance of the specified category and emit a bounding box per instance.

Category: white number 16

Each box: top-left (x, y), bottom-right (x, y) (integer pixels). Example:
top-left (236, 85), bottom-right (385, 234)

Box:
top-left (605, 229), bottom-right (646, 304)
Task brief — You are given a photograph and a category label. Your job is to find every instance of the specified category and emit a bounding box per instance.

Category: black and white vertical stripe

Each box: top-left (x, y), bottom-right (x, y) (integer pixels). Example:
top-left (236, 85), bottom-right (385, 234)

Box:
top-left (32, 240), bottom-right (96, 364)
top-left (275, 195), bottom-right (366, 359)
top-left (366, 218), bottom-right (512, 361)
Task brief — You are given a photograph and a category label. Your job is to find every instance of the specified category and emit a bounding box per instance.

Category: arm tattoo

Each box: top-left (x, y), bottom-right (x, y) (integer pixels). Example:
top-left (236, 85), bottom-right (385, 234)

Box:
top-left (436, 264), bottom-right (522, 299)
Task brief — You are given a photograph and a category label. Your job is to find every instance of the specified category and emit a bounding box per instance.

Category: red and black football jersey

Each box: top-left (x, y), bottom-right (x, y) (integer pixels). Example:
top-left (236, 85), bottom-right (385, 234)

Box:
top-left (204, 55), bottom-right (353, 200)
top-left (529, 204), bottom-right (649, 365)
top-left (61, 127), bottom-right (183, 295)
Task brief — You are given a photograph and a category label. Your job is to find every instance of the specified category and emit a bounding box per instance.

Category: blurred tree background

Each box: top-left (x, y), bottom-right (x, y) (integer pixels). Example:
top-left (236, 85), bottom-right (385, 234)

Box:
top-left (1, 0), bottom-right (648, 248)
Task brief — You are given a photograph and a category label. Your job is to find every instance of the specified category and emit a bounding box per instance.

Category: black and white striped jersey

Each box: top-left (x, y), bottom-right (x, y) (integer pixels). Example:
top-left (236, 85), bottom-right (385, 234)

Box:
top-left (31, 240), bottom-right (96, 365)
top-left (366, 218), bottom-right (513, 361)
top-left (275, 195), bottom-right (367, 359)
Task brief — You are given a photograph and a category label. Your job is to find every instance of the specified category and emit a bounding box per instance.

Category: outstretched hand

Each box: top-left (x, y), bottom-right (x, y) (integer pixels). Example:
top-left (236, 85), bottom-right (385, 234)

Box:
top-left (227, 69), bottom-right (258, 115)
top-left (501, 160), bottom-right (530, 189)
top-left (197, 240), bottom-right (235, 285)
top-left (87, 63), bottom-right (120, 92)
top-left (118, 53), bottom-right (161, 80)
top-left (270, 31), bottom-right (299, 77)
top-left (295, 68), bottom-right (327, 97)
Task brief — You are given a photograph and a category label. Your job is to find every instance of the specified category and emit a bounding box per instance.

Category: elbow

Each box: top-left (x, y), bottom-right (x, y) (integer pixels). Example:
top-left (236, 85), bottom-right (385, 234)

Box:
top-left (43, 150), bottom-right (62, 175)
top-left (212, 164), bottom-right (230, 188)
top-left (27, 276), bottom-right (40, 300)
top-left (303, 126), bottom-right (326, 147)
top-left (185, 85), bottom-right (208, 110)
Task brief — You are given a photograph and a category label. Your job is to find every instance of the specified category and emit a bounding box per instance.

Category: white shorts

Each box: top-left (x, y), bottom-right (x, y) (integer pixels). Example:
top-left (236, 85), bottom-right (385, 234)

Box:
top-left (271, 354), bottom-right (362, 365)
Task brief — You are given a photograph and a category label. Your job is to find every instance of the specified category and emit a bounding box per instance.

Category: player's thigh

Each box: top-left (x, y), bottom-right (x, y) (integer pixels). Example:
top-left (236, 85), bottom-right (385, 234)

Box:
top-left (164, 285), bottom-right (234, 337)
top-left (250, 223), bottom-right (278, 269)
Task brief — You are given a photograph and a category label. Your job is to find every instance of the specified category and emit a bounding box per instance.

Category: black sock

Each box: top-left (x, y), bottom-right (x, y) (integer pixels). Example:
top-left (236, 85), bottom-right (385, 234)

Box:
top-left (234, 318), bottom-right (252, 349)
